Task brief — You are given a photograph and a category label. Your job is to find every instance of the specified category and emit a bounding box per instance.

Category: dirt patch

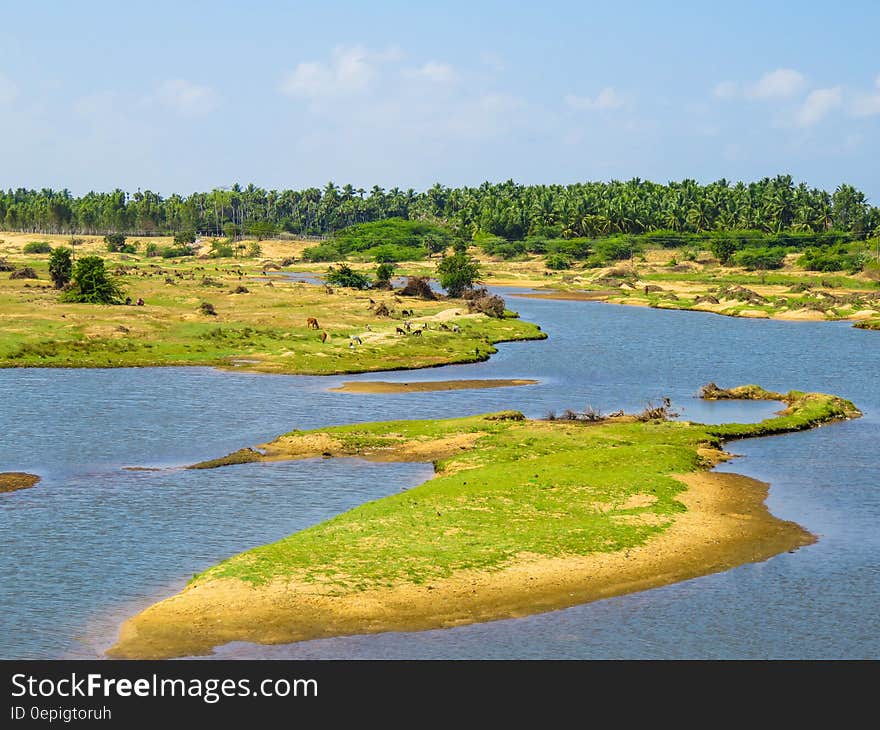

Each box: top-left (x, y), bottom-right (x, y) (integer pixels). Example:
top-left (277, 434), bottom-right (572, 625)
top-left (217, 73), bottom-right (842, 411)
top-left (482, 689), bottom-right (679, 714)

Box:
top-left (0, 472), bottom-right (40, 494)
top-left (330, 379), bottom-right (538, 394)
top-left (108, 470), bottom-right (812, 659)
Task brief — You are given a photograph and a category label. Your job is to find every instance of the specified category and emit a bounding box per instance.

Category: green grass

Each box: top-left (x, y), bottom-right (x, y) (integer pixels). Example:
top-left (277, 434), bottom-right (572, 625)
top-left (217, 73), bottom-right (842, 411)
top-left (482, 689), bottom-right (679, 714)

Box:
top-left (0, 255), bottom-right (545, 374)
top-left (192, 388), bottom-right (858, 592)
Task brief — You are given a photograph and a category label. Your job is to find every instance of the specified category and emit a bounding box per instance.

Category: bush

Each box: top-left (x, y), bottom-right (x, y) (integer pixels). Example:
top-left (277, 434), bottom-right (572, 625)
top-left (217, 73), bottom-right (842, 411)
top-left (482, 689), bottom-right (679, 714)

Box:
top-left (174, 230), bottom-right (197, 246)
top-left (161, 245), bottom-right (194, 258)
top-left (23, 241), bottom-right (52, 254)
top-left (246, 241), bottom-right (263, 258)
top-left (223, 222), bottom-right (240, 241)
top-left (325, 263), bottom-right (371, 289)
top-left (199, 302), bottom-right (217, 316)
top-left (48, 247), bottom-right (73, 289)
top-left (710, 237), bottom-right (737, 264)
top-left (375, 263), bottom-right (394, 288)
top-left (798, 245), bottom-right (862, 273)
top-left (10, 267), bottom-right (38, 279)
top-left (60, 256), bottom-right (125, 304)
top-left (104, 233), bottom-right (127, 252)
top-left (210, 241), bottom-right (234, 258)
top-left (734, 247), bottom-right (786, 270)
top-left (365, 243), bottom-right (426, 262)
top-left (332, 218), bottom-right (453, 257)
top-left (302, 243), bottom-right (342, 262)
top-left (545, 253), bottom-right (571, 270)
top-left (144, 242), bottom-right (160, 257)
top-left (545, 238), bottom-right (593, 260)
top-left (591, 236), bottom-right (638, 263)
top-left (247, 221), bottom-right (276, 240)
top-left (437, 251), bottom-right (481, 297)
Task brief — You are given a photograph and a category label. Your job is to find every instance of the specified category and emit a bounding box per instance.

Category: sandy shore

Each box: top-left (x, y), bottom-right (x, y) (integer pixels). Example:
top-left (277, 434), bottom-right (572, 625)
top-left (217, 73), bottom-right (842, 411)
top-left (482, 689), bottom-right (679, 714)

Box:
top-left (0, 472), bottom-right (40, 494)
top-left (511, 288), bottom-right (877, 324)
top-left (108, 469), bottom-right (811, 659)
top-left (329, 378), bottom-right (538, 394)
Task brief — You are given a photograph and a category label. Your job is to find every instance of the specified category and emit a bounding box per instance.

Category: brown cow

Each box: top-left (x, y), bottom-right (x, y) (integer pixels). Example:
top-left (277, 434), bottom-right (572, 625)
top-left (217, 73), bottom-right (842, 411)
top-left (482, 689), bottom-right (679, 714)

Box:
top-left (307, 317), bottom-right (319, 329)
top-left (320, 331), bottom-right (328, 343)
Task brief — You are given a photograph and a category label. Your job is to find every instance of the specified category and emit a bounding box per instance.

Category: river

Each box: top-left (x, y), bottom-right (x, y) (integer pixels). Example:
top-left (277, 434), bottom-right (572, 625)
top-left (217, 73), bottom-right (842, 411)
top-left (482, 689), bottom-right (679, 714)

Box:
top-left (0, 288), bottom-right (877, 658)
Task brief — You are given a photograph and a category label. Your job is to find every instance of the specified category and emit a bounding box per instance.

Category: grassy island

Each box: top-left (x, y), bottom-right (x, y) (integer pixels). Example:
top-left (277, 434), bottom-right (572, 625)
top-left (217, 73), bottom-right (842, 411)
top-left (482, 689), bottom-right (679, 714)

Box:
top-left (109, 386), bottom-right (859, 659)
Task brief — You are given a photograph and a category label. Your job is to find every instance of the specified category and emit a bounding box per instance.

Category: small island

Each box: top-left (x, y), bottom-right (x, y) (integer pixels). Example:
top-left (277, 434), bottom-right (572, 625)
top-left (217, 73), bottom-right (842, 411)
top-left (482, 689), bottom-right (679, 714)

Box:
top-left (0, 473), bottom-right (41, 494)
top-left (109, 386), bottom-right (860, 659)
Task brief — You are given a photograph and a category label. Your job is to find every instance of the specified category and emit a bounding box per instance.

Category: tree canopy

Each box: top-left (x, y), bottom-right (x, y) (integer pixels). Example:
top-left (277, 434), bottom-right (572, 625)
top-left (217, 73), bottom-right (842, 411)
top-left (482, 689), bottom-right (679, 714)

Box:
top-left (2, 177), bottom-right (877, 242)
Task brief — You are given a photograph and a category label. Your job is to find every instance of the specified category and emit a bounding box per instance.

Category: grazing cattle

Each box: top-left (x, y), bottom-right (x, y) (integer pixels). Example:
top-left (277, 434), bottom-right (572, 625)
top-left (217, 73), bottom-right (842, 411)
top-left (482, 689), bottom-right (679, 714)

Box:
top-left (451, 324), bottom-right (461, 333)
top-left (349, 341), bottom-right (356, 350)
top-left (365, 324), bottom-right (372, 331)
top-left (421, 322), bottom-right (428, 330)
top-left (320, 331), bottom-right (328, 343)
top-left (369, 298), bottom-right (376, 305)
top-left (350, 335), bottom-right (363, 345)
top-left (411, 329), bottom-right (422, 337)
top-left (136, 298), bottom-right (144, 306)
top-left (438, 323), bottom-right (450, 331)
top-left (395, 327), bottom-right (407, 335)
top-left (325, 285), bottom-right (334, 294)
top-left (306, 317), bottom-right (319, 329)
top-left (404, 321), bottom-right (411, 331)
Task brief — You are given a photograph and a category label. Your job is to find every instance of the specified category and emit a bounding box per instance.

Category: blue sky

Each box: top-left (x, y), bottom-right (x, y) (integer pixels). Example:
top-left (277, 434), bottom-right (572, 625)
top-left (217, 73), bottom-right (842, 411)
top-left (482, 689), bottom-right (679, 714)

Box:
top-left (1, 1), bottom-right (878, 200)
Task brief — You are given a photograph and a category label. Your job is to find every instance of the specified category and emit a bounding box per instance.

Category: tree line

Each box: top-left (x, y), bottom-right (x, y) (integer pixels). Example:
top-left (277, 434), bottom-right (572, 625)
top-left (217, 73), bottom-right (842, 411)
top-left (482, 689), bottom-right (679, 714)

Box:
top-left (2, 175), bottom-right (878, 240)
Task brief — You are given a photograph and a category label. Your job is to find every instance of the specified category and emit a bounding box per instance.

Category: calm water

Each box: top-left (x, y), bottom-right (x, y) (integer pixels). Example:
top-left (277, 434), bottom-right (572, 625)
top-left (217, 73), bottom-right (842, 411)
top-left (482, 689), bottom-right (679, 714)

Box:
top-left (1, 289), bottom-right (877, 658)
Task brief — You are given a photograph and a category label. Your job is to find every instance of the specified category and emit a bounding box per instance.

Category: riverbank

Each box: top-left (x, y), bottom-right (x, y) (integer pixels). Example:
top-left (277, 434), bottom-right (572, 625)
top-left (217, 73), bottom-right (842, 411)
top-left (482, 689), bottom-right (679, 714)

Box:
top-left (0, 237), bottom-right (544, 374)
top-left (329, 378), bottom-right (538, 393)
top-left (108, 387), bottom-right (859, 659)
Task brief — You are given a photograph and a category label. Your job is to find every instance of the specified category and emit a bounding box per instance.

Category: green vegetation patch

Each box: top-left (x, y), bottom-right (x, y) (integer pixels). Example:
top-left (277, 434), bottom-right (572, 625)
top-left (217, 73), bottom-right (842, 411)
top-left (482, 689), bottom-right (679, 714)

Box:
top-left (193, 388), bottom-right (858, 591)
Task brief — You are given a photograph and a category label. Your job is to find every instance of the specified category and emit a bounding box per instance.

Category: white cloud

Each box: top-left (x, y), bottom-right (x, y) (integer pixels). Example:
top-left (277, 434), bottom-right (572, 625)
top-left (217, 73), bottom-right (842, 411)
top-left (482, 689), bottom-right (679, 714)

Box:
top-left (280, 45), bottom-right (402, 99)
top-left (796, 86), bottom-right (841, 126)
top-left (404, 61), bottom-right (456, 84)
top-left (564, 87), bottom-right (625, 111)
top-left (152, 80), bottom-right (219, 117)
top-left (714, 68), bottom-right (807, 101)
top-left (748, 68), bottom-right (806, 99)
top-left (0, 72), bottom-right (17, 104)
top-left (851, 74), bottom-right (880, 117)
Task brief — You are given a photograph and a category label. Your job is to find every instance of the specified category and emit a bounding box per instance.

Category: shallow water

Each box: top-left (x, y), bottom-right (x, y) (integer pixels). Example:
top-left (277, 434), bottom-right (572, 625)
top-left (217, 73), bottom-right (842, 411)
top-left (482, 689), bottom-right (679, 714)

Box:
top-left (1, 289), bottom-right (878, 658)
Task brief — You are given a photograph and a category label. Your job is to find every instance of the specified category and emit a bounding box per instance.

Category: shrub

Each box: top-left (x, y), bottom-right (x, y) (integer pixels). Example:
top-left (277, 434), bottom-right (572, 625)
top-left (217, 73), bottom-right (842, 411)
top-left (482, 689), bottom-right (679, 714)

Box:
top-left (48, 247), bottom-right (73, 289)
top-left (247, 221), bottom-right (276, 240)
top-left (210, 241), bottom-right (234, 258)
top-left (302, 243), bottom-right (342, 262)
top-left (545, 253), bottom-right (571, 270)
top-left (23, 241), bottom-right (52, 254)
top-left (798, 245), bottom-right (862, 273)
top-left (144, 242), bottom-right (160, 257)
top-left (710, 237), bottom-right (737, 264)
top-left (437, 251), bottom-right (481, 297)
top-left (734, 247), bottom-right (786, 270)
top-left (591, 236), bottom-right (638, 263)
top-left (246, 241), bottom-right (263, 258)
top-left (10, 267), bottom-right (38, 279)
top-left (161, 245), bottom-right (194, 258)
top-left (545, 238), bottom-right (592, 260)
top-left (174, 230), bottom-right (197, 246)
top-left (199, 302), bottom-right (217, 316)
top-left (366, 243), bottom-right (426, 262)
top-left (332, 218), bottom-right (453, 258)
top-left (60, 256), bottom-right (125, 304)
top-left (375, 263), bottom-right (394, 289)
top-left (325, 263), bottom-right (371, 289)
top-left (104, 233), bottom-right (127, 252)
